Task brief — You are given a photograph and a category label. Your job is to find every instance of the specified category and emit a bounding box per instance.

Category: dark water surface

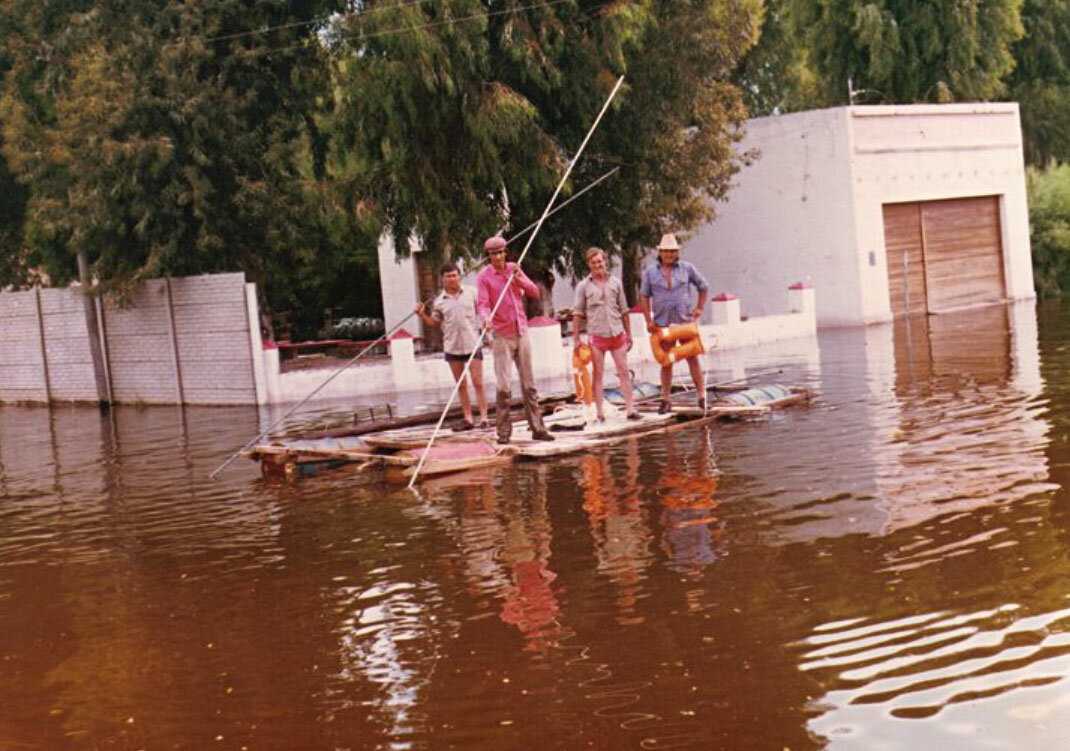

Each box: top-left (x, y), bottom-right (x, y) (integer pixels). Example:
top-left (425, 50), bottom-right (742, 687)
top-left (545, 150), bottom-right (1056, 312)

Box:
top-left (3, 301), bottom-right (1070, 750)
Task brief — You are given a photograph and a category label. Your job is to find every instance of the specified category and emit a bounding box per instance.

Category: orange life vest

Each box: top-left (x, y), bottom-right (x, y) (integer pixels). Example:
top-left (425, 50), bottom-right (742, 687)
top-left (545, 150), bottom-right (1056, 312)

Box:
top-left (572, 344), bottom-right (594, 403)
top-left (650, 323), bottom-right (704, 366)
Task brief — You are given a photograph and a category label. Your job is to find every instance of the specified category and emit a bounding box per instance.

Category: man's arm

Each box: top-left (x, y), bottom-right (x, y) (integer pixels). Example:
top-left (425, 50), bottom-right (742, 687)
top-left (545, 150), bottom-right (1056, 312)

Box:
top-left (639, 295), bottom-right (656, 333)
top-left (688, 263), bottom-right (709, 321)
top-left (475, 272), bottom-right (493, 321)
top-left (414, 301), bottom-right (440, 328)
top-left (617, 284), bottom-right (633, 347)
top-left (572, 282), bottom-right (587, 344)
top-left (511, 265), bottom-right (541, 299)
top-left (692, 289), bottom-right (708, 321)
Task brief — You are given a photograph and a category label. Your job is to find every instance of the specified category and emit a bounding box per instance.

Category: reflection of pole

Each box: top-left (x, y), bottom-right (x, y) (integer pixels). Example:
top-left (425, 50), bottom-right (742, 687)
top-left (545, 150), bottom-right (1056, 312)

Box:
top-left (77, 251), bottom-right (110, 407)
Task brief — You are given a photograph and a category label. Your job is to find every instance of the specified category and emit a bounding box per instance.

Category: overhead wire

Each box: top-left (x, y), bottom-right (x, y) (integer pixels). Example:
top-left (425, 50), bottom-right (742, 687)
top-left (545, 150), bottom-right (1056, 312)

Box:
top-left (203, 0), bottom-right (598, 52)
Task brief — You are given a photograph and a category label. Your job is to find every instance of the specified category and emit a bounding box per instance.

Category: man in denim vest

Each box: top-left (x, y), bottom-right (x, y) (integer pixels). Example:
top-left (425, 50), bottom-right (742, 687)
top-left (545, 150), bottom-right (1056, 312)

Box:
top-left (639, 233), bottom-right (709, 413)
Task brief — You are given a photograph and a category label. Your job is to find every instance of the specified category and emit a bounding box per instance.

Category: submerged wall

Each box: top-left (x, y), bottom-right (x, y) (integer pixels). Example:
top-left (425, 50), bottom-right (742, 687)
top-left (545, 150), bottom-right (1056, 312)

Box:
top-left (0, 273), bottom-right (261, 405)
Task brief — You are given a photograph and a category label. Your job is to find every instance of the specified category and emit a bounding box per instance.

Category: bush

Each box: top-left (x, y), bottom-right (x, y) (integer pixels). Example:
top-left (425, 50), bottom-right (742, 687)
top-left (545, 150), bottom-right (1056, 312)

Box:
top-left (1029, 165), bottom-right (1070, 298)
top-left (322, 317), bottom-right (386, 341)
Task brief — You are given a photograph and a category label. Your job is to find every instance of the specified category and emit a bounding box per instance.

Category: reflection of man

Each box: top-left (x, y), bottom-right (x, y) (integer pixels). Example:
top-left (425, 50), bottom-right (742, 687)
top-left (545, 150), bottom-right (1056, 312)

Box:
top-left (658, 433), bottom-right (721, 574)
top-left (476, 236), bottom-right (555, 445)
top-left (639, 233), bottom-right (710, 413)
top-left (414, 263), bottom-right (488, 429)
top-left (580, 440), bottom-right (650, 624)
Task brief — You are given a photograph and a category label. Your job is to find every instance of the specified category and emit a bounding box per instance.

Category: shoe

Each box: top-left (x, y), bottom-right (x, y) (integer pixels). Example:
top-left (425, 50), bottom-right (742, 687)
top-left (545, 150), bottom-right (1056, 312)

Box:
top-left (478, 419), bottom-right (490, 429)
top-left (531, 430), bottom-right (556, 442)
top-left (697, 398), bottom-right (707, 411)
top-left (658, 400), bottom-right (673, 414)
top-left (596, 414), bottom-right (606, 423)
top-left (626, 411), bottom-right (641, 421)
top-left (497, 436), bottom-right (510, 445)
top-left (454, 420), bottom-right (474, 432)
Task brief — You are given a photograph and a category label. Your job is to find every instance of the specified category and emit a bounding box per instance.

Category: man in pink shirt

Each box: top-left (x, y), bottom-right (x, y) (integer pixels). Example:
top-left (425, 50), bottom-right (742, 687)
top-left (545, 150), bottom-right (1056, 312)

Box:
top-left (476, 235), bottom-right (554, 444)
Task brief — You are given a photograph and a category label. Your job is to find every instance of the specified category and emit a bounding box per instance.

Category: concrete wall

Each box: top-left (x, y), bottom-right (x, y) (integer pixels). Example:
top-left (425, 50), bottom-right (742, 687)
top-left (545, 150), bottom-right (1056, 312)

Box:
top-left (0, 272), bottom-right (259, 405)
top-left (263, 286), bottom-right (818, 404)
top-left (377, 234), bottom-right (420, 339)
top-left (688, 103), bottom-right (1035, 327)
top-left (688, 108), bottom-right (859, 325)
top-left (848, 103), bottom-right (1035, 322)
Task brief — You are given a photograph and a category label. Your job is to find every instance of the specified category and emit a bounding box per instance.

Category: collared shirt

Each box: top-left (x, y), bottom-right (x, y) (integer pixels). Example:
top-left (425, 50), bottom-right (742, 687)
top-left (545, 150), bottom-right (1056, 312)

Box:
top-left (432, 286), bottom-right (480, 355)
top-left (639, 260), bottom-right (709, 326)
top-left (573, 274), bottom-right (629, 337)
top-left (476, 262), bottom-right (540, 337)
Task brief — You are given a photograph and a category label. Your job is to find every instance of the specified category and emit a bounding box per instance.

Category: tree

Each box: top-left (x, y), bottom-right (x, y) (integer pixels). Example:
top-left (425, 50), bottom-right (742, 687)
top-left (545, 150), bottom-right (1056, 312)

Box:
top-left (0, 0), bottom-right (378, 333)
top-left (733, 0), bottom-right (818, 116)
top-left (1007, 0), bottom-right (1070, 166)
top-left (327, 0), bottom-right (762, 306)
top-left (787, 0), bottom-right (1025, 106)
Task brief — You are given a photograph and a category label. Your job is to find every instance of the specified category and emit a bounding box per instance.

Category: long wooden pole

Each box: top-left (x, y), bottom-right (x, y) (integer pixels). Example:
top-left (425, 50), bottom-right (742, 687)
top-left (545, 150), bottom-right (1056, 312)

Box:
top-left (408, 75), bottom-right (626, 489)
top-left (208, 309), bottom-right (419, 479)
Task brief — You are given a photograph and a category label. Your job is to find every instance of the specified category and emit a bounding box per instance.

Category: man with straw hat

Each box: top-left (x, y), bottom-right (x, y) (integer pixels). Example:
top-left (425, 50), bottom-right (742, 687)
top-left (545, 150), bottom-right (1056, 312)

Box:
top-left (476, 235), bottom-right (555, 445)
top-left (639, 232), bottom-right (709, 413)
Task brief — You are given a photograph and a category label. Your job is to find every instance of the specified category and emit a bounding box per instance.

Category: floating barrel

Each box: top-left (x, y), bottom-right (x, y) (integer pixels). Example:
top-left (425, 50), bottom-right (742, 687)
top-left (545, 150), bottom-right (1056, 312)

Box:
top-left (650, 323), bottom-right (705, 366)
top-left (720, 384), bottom-right (793, 407)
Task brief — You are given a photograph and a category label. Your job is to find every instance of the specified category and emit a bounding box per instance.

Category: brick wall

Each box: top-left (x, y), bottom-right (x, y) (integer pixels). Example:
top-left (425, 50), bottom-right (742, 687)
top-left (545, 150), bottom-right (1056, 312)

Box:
top-left (0, 272), bottom-right (258, 405)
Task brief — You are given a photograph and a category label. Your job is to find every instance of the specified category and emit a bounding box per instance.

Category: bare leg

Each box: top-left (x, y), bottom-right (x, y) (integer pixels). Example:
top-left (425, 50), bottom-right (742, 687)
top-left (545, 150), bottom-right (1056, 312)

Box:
top-left (686, 356), bottom-right (705, 403)
top-left (447, 359), bottom-right (473, 422)
top-left (591, 346), bottom-right (607, 419)
top-left (469, 358), bottom-right (489, 424)
top-left (660, 363), bottom-right (673, 402)
top-left (608, 345), bottom-right (634, 413)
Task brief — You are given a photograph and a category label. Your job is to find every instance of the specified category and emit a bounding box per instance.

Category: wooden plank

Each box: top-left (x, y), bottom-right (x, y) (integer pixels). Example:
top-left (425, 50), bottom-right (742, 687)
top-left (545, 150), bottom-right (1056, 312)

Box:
top-left (882, 202), bottom-right (927, 317)
top-left (921, 196), bottom-right (1005, 313)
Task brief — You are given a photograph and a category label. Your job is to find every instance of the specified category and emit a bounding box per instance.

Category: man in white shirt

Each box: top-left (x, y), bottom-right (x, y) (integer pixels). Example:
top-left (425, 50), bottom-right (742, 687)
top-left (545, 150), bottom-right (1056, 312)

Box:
top-left (415, 263), bottom-right (488, 430)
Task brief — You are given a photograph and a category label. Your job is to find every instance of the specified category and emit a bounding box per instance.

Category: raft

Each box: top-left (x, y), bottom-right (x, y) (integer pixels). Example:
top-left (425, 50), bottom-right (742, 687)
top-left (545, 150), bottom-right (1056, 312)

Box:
top-left (243, 383), bottom-right (814, 481)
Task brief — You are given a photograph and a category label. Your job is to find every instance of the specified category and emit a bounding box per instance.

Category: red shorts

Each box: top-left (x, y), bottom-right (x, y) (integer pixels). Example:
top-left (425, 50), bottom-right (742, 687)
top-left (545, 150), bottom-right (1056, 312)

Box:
top-left (591, 332), bottom-right (627, 351)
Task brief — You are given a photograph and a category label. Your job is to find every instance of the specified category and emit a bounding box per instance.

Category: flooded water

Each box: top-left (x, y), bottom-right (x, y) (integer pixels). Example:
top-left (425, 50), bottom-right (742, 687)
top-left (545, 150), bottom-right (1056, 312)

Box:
top-left (3, 300), bottom-right (1070, 749)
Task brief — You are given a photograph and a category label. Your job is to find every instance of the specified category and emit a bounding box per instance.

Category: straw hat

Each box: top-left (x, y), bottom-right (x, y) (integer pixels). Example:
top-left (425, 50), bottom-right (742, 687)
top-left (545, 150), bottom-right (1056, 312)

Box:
top-left (657, 233), bottom-right (680, 251)
top-left (483, 235), bottom-right (507, 253)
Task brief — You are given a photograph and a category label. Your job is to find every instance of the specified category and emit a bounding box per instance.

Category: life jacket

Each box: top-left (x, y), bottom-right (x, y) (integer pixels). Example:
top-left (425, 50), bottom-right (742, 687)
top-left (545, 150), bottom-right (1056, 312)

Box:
top-left (572, 344), bottom-right (594, 404)
top-left (650, 323), bottom-right (704, 366)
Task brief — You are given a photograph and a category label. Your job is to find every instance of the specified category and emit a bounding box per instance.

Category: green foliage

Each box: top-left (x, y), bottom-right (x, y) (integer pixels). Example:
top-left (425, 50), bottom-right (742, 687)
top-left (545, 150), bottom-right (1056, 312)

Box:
top-left (1028, 165), bottom-right (1070, 298)
top-left (786, 0), bottom-right (1025, 105)
top-left (1008, 0), bottom-right (1070, 166)
top-left (0, 0), bottom-right (380, 331)
top-left (328, 0), bottom-right (762, 292)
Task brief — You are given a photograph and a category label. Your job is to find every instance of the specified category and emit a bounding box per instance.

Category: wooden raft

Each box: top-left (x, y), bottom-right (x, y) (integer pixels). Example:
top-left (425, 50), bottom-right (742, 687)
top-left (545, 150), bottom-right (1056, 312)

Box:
top-left (243, 385), bottom-right (814, 481)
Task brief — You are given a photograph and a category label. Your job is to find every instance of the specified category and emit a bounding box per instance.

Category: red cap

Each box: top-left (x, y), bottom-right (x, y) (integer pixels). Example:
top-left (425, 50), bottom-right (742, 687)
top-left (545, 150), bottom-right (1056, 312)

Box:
top-left (483, 235), bottom-right (507, 253)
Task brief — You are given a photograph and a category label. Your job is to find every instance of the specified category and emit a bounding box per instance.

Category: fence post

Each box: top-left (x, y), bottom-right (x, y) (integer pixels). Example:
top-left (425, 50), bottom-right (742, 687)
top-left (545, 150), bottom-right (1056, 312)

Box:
top-left (77, 251), bottom-right (111, 406)
top-left (34, 288), bottom-right (52, 403)
top-left (164, 278), bottom-right (186, 405)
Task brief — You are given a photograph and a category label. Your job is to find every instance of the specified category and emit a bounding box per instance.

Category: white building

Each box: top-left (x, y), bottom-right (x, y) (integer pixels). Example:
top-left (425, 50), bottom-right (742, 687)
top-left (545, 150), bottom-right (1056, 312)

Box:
top-left (688, 103), bottom-right (1036, 326)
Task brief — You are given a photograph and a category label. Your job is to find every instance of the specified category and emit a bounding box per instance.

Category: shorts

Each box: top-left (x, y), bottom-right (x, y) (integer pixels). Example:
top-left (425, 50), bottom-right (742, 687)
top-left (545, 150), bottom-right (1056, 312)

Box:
top-left (591, 332), bottom-right (627, 351)
top-left (444, 350), bottom-right (483, 362)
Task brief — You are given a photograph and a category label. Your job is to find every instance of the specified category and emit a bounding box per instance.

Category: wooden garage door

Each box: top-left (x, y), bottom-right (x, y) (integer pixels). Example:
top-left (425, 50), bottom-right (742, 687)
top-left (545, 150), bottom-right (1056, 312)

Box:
top-left (883, 203), bottom-right (928, 317)
top-left (883, 196), bottom-right (1006, 317)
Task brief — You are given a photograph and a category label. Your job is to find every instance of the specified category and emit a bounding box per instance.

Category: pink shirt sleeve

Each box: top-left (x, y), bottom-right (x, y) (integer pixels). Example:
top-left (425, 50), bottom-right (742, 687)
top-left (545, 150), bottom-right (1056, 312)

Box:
top-left (512, 265), bottom-right (540, 299)
top-left (476, 269), bottom-right (493, 320)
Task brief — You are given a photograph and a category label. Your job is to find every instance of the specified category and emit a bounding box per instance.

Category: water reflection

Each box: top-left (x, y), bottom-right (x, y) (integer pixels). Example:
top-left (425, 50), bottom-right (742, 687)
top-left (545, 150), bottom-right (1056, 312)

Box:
top-left (4, 301), bottom-right (1070, 750)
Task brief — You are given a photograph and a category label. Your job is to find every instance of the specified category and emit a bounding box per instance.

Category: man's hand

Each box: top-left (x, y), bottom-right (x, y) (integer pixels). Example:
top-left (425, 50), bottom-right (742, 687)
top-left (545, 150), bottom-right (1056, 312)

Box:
top-left (413, 302), bottom-right (425, 315)
top-left (625, 333), bottom-right (633, 351)
top-left (646, 320), bottom-right (658, 334)
top-left (691, 307), bottom-right (702, 321)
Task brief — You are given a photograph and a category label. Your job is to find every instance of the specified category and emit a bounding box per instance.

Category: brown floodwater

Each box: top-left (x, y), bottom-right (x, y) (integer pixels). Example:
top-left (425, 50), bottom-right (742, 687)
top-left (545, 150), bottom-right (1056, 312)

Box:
top-left (3, 300), bottom-right (1070, 750)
